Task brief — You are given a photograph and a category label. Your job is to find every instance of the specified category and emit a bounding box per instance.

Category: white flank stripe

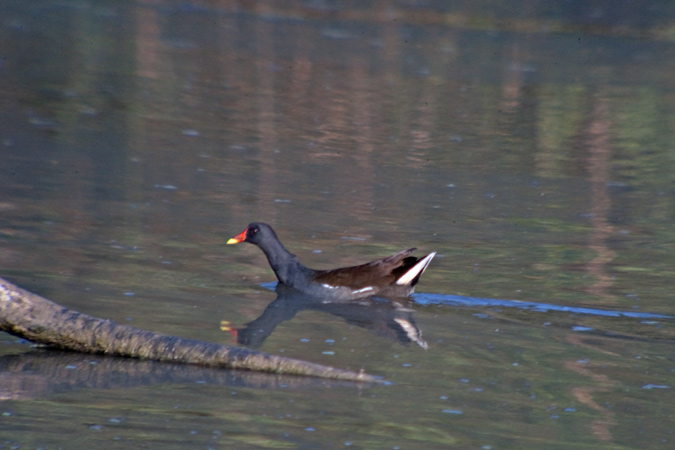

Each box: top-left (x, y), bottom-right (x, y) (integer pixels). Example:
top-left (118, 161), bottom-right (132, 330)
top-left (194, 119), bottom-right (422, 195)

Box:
top-left (396, 252), bottom-right (437, 285)
top-left (351, 286), bottom-right (375, 295)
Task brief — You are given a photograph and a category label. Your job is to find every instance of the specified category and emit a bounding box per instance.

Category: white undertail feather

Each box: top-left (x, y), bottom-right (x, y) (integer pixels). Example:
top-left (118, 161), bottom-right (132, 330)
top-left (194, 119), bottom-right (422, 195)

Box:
top-left (395, 252), bottom-right (437, 286)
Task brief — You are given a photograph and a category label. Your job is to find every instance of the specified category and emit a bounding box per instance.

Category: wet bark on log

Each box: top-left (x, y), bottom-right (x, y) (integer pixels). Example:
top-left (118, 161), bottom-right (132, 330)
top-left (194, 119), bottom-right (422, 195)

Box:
top-left (0, 277), bottom-right (378, 382)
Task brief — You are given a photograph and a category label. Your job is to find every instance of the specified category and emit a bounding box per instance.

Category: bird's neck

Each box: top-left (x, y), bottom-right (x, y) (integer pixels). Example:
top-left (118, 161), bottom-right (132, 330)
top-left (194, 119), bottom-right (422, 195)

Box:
top-left (258, 240), bottom-right (309, 285)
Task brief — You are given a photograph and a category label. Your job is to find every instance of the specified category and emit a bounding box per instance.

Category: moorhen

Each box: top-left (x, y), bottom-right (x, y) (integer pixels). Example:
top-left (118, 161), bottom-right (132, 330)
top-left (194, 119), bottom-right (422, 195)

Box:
top-left (227, 222), bottom-right (436, 300)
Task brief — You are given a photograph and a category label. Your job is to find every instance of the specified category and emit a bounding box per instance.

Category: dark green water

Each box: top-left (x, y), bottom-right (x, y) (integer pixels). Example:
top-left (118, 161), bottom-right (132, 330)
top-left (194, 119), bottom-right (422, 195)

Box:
top-left (1, 1), bottom-right (674, 448)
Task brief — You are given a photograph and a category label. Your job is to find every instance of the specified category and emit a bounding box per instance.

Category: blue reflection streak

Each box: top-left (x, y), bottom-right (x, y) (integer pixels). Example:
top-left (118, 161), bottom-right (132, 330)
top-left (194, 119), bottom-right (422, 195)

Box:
top-left (262, 282), bottom-right (672, 320)
top-left (412, 293), bottom-right (673, 319)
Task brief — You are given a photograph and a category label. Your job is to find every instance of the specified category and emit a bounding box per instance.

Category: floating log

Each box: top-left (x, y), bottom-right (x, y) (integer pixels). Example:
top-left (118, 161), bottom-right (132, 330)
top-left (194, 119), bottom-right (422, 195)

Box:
top-left (0, 277), bottom-right (378, 383)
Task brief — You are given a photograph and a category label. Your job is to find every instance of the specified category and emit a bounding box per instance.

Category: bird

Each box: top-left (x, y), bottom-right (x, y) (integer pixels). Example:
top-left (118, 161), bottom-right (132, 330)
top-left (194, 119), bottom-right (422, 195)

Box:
top-left (227, 222), bottom-right (436, 300)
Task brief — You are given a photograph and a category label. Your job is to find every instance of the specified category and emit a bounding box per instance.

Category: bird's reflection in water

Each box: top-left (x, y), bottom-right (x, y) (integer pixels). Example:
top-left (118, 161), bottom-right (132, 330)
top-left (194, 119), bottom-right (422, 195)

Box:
top-left (224, 284), bottom-right (427, 349)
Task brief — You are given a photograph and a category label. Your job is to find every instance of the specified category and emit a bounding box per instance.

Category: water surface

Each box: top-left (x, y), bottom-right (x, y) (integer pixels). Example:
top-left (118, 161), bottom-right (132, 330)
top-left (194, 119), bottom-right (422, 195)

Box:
top-left (1, 1), bottom-right (674, 448)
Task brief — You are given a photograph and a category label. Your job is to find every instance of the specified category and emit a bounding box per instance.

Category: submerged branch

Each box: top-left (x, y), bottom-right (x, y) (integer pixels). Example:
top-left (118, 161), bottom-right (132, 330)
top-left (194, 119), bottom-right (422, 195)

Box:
top-left (0, 276), bottom-right (379, 383)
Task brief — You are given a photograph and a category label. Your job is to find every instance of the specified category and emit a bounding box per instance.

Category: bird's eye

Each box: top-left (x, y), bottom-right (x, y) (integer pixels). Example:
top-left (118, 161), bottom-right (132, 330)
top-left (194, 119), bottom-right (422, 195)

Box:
top-left (250, 227), bottom-right (259, 235)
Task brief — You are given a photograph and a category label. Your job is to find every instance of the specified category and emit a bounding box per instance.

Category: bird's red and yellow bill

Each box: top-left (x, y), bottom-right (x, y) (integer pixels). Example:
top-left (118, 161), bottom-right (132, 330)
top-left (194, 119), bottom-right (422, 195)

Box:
top-left (227, 228), bottom-right (247, 244)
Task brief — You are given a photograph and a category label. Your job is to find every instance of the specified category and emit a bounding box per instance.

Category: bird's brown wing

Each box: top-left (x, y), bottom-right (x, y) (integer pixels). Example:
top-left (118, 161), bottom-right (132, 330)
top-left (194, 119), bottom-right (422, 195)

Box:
top-left (311, 248), bottom-right (417, 290)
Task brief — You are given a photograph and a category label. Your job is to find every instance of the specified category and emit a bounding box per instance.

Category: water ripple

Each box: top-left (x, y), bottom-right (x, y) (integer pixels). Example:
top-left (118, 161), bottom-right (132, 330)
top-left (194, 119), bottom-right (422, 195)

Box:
top-left (413, 293), bottom-right (673, 319)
